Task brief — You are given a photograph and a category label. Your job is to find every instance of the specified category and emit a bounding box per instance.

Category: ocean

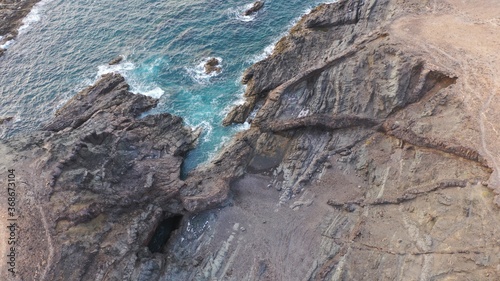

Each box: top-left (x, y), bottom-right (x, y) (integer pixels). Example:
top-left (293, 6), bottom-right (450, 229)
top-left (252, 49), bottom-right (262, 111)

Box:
top-left (0, 0), bottom-right (335, 172)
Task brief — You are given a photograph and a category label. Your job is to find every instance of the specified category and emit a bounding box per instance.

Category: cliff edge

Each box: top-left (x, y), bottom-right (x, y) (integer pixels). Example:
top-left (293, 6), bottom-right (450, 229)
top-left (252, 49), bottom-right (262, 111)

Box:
top-left (1, 0), bottom-right (500, 280)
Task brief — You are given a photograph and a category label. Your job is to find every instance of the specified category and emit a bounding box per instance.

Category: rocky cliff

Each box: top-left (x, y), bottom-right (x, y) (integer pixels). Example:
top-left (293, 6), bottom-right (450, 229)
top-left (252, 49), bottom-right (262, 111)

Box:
top-left (1, 0), bottom-right (500, 280)
top-left (0, 74), bottom-right (205, 280)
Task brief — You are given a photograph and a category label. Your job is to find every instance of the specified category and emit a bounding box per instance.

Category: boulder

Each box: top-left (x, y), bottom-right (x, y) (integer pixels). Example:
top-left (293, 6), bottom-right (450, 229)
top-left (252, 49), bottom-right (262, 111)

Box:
top-left (108, 55), bottom-right (123, 65)
top-left (244, 1), bottom-right (265, 16)
top-left (204, 57), bottom-right (222, 74)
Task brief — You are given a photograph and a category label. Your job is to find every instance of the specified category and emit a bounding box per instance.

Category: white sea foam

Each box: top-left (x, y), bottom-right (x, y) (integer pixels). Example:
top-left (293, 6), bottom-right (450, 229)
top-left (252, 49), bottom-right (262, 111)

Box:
top-left (95, 58), bottom-right (165, 99)
top-left (236, 121), bottom-right (251, 131)
top-left (186, 57), bottom-right (223, 84)
top-left (198, 121), bottom-right (214, 142)
top-left (139, 87), bottom-right (165, 99)
top-left (228, 3), bottom-right (259, 22)
top-left (248, 42), bottom-right (276, 63)
top-left (96, 61), bottom-right (136, 77)
top-left (18, 0), bottom-right (54, 35)
top-left (0, 40), bottom-right (15, 50)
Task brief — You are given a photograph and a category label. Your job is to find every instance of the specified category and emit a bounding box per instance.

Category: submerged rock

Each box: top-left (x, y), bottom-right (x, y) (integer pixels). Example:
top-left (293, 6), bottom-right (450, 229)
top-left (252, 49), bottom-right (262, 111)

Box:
top-left (108, 55), bottom-right (123, 65)
top-left (244, 1), bottom-right (264, 16)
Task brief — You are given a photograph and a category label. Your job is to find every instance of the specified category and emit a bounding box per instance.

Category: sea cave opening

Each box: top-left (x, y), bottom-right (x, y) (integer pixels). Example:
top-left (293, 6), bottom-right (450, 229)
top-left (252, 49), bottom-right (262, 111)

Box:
top-left (147, 214), bottom-right (183, 253)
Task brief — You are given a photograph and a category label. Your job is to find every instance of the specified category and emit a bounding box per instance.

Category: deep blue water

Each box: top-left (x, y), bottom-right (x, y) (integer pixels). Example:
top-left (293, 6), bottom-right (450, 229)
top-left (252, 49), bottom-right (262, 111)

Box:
top-left (0, 0), bottom-right (335, 172)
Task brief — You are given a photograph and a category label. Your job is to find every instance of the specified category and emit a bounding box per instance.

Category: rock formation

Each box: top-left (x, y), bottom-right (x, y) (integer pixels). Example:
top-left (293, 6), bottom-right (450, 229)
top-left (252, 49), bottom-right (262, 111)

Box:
top-left (204, 57), bottom-right (222, 74)
top-left (0, 116), bottom-right (13, 125)
top-left (2, 0), bottom-right (500, 280)
top-left (244, 1), bottom-right (264, 16)
top-left (108, 55), bottom-right (123, 65)
top-left (168, 0), bottom-right (500, 280)
top-left (0, 73), bottom-right (207, 280)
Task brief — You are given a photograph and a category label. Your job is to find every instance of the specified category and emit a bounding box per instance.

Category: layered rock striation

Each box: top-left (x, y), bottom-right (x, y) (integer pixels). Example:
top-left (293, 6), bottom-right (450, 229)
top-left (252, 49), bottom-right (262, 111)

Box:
top-left (2, 0), bottom-right (500, 280)
top-left (164, 0), bottom-right (500, 280)
top-left (1, 74), bottom-right (207, 280)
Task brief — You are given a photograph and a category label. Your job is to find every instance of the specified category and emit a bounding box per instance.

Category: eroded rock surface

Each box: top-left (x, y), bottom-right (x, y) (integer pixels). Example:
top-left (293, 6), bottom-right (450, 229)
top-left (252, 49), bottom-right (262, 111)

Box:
top-left (204, 57), bottom-right (222, 74)
top-left (244, 1), bottom-right (264, 16)
top-left (166, 0), bottom-right (500, 280)
top-left (1, 0), bottom-right (500, 280)
top-left (0, 74), bottom-right (207, 280)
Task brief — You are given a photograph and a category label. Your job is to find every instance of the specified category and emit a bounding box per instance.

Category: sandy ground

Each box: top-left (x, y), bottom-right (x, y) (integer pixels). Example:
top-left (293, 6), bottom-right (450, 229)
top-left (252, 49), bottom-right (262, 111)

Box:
top-left (390, 0), bottom-right (500, 197)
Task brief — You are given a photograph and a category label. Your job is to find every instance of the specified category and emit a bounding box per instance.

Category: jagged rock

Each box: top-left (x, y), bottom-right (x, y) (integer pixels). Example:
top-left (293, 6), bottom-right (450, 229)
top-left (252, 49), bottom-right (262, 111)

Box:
top-left (3, 0), bottom-right (500, 280)
top-left (244, 1), bottom-right (264, 16)
top-left (0, 73), bottom-right (211, 280)
top-left (204, 57), bottom-right (221, 74)
top-left (159, 0), bottom-right (500, 280)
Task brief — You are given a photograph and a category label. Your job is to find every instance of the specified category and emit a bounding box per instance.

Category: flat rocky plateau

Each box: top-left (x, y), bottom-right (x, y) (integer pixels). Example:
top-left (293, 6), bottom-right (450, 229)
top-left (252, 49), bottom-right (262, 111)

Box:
top-left (1, 0), bottom-right (500, 280)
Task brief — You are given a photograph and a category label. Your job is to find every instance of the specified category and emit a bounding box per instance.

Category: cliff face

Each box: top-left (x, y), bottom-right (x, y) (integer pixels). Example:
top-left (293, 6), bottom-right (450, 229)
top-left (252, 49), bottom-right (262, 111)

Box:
top-left (167, 0), bottom-right (500, 280)
top-left (1, 74), bottom-right (204, 280)
top-left (2, 0), bottom-right (500, 280)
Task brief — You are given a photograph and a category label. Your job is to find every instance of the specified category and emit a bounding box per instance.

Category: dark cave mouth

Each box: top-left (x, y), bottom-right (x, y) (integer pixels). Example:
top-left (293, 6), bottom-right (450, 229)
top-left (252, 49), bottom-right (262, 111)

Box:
top-left (147, 215), bottom-right (183, 253)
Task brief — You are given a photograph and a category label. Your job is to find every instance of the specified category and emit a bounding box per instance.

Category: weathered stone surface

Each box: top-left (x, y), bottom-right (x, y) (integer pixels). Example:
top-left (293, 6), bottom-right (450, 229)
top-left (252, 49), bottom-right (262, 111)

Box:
top-left (244, 1), bottom-right (264, 16)
top-left (2, 0), bottom-right (500, 280)
top-left (204, 57), bottom-right (222, 74)
top-left (0, 73), bottom-right (207, 280)
top-left (161, 0), bottom-right (500, 280)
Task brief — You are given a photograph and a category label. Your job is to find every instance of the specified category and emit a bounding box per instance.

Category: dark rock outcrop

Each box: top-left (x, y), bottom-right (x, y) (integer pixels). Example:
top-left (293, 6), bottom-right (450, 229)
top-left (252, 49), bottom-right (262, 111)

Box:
top-left (108, 55), bottom-right (123, 65)
top-left (159, 0), bottom-right (500, 280)
top-left (0, 116), bottom-right (13, 125)
top-left (1, 73), bottom-right (211, 280)
top-left (204, 57), bottom-right (221, 74)
top-left (3, 0), bottom-right (500, 280)
top-left (244, 1), bottom-right (264, 16)
top-left (0, 0), bottom-right (41, 57)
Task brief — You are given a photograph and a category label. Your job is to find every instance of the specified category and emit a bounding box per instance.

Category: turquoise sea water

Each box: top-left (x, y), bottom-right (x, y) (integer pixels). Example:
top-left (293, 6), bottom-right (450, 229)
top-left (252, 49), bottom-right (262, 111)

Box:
top-left (0, 0), bottom-right (335, 172)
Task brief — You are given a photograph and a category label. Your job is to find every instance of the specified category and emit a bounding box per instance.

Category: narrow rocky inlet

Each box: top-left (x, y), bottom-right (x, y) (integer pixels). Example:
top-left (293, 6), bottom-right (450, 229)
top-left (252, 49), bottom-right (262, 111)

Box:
top-left (1, 0), bottom-right (500, 280)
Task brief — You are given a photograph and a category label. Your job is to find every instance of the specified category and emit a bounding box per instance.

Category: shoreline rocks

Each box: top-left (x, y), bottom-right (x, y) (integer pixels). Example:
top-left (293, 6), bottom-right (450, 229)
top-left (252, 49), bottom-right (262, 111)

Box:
top-left (108, 55), bottom-right (123, 65)
top-left (0, 0), bottom-right (42, 57)
top-left (0, 116), bottom-right (13, 125)
top-left (0, 73), bottom-right (212, 280)
top-left (3, 0), bottom-right (500, 280)
top-left (204, 57), bottom-right (221, 74)
top-left (244, 1), bottom-right (264, 16)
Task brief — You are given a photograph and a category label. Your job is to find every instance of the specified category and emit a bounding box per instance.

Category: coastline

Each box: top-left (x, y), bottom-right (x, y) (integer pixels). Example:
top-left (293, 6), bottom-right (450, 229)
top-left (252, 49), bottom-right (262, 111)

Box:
top-left (1, 0), bottom-right (500, 280)
top-left (0, 0), bottom-right (42, 56)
